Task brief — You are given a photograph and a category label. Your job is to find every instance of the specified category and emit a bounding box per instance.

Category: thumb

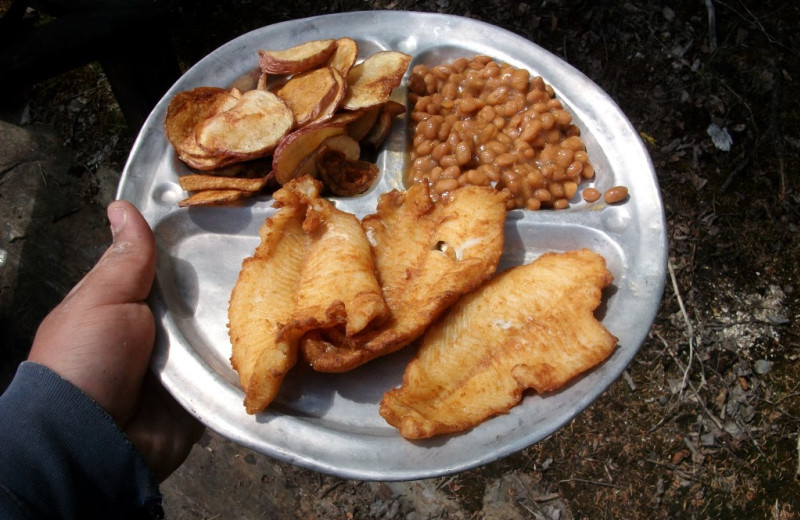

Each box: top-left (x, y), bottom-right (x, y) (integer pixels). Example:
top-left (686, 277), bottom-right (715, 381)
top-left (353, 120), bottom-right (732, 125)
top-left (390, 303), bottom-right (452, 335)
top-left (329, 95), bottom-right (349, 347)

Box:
top-left (67, 199), bottom-right (156, 306)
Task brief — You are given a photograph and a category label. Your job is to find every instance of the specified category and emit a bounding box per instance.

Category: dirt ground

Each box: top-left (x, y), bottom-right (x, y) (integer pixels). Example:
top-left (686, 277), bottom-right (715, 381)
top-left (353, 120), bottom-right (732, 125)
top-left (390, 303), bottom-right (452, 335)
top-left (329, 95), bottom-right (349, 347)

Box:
top-left (2, 0), bottom-right (799, 518)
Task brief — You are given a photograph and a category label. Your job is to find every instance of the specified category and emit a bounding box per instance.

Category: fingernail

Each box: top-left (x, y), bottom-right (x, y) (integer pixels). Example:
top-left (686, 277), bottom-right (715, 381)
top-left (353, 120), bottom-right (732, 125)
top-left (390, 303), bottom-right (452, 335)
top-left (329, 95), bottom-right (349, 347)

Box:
top-left (108, 202), bottom-right (127, 239)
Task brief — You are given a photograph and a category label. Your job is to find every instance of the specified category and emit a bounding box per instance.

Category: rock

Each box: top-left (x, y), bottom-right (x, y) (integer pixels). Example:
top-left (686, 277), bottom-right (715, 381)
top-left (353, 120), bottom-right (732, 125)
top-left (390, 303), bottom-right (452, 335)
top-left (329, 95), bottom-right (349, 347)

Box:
top-left (0, 120), bottom-right (108, 390)
top-left (754, 359), bottom-right (774, 375)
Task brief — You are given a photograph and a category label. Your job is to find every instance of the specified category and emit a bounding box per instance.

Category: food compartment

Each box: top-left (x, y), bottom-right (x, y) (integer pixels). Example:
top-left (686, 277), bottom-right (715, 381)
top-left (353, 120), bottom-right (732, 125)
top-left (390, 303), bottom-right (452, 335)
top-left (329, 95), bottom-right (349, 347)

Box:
top-left (401, 46), bottom-right (622, 211)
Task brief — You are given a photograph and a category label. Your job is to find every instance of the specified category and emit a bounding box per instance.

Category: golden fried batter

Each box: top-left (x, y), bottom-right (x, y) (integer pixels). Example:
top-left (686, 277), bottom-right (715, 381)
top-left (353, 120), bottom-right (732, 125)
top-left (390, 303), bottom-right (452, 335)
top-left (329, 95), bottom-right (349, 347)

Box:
top-left (300, 183), bottom-right (508, 372)
top-left (379, 249), bottom-right (617, 439)
top-left (228, 176), bottom-right (387, 414)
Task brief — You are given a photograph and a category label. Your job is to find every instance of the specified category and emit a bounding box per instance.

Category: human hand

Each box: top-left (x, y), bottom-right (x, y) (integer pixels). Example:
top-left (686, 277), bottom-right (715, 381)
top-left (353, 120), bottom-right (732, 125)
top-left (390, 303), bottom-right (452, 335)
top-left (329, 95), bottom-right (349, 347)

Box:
top-left (27, 200), bottom-right (204, 481)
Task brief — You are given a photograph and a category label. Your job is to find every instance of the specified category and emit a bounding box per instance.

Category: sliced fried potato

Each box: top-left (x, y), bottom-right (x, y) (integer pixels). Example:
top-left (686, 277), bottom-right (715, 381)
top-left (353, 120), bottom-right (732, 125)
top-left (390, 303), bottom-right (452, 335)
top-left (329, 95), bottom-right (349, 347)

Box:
top-left (291, 133), bottom-right (360, 180)
top-left (178, 152), bottom-right (240, 171)
top-left (276, 67), bottom-right (340, 127)
top-left (272, 123), bottom-right (346, 185)
top-left (325, 37), bottom-right (358, 77)
top-left (363, 100), bottom-right (407, 147)
top-left (196, 89), bottom-right (294, 159)
top-left (345, 105), bottom-right (382, 142)
top-left (258, 39), bottom-right (337, 75)
top-left (165, 86), bottom-right (239, 159)
top-left (325, 110), bottom-right (365, 126)
top-left (178, 173), bottom-right (271, 192)
top-left (307, 68), bottom-right (347, 125)
top-left (317, 151), bottom-right (379, 196)
top-left (342, 51), bottom-right (412, 111)
top-left (177, 189), bottom-right (252, 207)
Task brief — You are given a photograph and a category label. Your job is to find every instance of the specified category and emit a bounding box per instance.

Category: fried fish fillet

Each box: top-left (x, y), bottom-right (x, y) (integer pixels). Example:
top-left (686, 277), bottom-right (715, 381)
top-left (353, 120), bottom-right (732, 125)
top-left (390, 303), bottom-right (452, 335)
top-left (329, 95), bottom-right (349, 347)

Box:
top-left (300, 183), bottom-right (508, 372)
top-left (228, 176), bottom-right (387, 414)
top-left (379, 249), bottom-right (618, 439)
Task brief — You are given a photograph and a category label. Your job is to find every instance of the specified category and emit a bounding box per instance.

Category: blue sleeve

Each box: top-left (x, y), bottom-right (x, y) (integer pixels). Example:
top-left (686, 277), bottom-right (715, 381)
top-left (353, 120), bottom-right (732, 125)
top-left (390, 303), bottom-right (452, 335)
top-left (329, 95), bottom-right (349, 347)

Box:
top-left (0, 362), bottom-right (164, 519)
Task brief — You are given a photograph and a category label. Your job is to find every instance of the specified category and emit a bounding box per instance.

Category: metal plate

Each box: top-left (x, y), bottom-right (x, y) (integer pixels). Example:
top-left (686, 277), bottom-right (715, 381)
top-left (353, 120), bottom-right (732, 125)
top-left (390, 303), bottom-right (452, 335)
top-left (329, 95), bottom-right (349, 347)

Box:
top-left (118, 11), bottom-right (667, 481)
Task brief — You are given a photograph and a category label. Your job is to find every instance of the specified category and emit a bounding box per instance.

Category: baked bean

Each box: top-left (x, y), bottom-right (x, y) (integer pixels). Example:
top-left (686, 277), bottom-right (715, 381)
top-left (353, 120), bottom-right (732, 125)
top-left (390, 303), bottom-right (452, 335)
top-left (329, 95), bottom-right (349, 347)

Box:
top-left (533, 188), bottom-right (553, 202)
top-left (480, 164), bottom-right (501, 182)
top-left (566, 161), bottom-right (583, 178)
top-left (554, 109), bottom-right (572, 126)
top-left (441, 165), bottom-right (461, 179)
top-left (604, 186), bottom-right (629, 204)
top-left (455, 141), bottom-right (473, 165)
top-left (486, 87), bottom-right (508, 106)
top-left (467, 168), bottom-right (488, 186)
top-left (431, 142), bottom-right (449, 161)
top-left (552, 198), bottom-right (569, 210)
top-left (407, 55), bottom-right (600, 209)
top-left (440, 154), bottom-right (459, 168)
top-left (496, 152), bottom-right (517, 167)
top-left (478, 105), bottom-right (496, 123)
top-left (549, 182), bottom-right (565, 199)
top-left (408, 73), bottom-right (426, 95)
top-left (434, 178), bottom-right (460, 194)
top-left (582, 187), bottom-right (601, 202)
top-left (526, 198), bottom-right (542, 210)
top-left (415, 139), bottom-right (434, 156)
top-left (520, 119), bottom-right (543, 142)
top-left (564, 181), bottom-right (578, 199)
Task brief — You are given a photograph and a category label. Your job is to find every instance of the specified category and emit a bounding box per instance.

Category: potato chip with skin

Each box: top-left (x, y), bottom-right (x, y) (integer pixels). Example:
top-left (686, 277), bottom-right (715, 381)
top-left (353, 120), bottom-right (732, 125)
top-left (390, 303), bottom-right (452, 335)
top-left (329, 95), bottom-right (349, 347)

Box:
top-left (196, 89), bottom-right (294, 159)
top-left (178, 173), bottom-right (272, 192)
top-left (272, 122), bottom-right (347, 185)
top-left (342, 51), bottom-right (412, 111)
top-left (258, 39), bottom-right (337, 75)
top-left (177, 189), bottom-right (252, 207)
top-left (276, 67), bottom-right (341, 127)
top-left (164, 86), bottom-right (239, 164)
top-left (325, 37), bottom-right (359, 77)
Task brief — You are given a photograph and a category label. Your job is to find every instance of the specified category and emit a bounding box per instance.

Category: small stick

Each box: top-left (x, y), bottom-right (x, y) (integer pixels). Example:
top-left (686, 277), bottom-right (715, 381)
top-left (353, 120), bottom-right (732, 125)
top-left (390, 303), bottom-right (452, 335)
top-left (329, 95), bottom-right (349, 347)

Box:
top-left (703, 0), bottom-right (718, 51)
top-left (668, 261), bottom-right (695, 394)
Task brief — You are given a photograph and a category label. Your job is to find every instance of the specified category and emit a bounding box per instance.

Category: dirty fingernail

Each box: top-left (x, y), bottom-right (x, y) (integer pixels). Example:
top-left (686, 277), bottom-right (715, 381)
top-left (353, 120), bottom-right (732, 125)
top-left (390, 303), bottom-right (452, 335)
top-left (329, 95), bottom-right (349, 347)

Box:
top-left (108, 202), bottom-right (128, 238)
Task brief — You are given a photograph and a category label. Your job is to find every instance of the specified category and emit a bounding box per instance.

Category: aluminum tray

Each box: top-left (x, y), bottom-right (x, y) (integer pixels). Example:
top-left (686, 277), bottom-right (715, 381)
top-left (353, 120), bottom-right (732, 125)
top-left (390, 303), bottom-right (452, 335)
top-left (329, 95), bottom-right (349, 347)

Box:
top-left (118, 11), bottom-right (667, 481)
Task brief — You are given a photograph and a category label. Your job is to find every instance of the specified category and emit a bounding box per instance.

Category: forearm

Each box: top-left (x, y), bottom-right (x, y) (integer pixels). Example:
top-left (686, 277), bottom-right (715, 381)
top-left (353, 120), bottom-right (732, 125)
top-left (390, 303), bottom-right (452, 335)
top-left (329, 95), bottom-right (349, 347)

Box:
top-left (0, 362), bottom-right (162, 519)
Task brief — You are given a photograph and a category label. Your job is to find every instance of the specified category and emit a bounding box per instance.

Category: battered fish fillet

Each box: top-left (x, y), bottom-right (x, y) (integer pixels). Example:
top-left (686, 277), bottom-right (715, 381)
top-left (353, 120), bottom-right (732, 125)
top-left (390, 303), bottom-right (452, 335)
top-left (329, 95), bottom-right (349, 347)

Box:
top-left (300, 183), bottom-right (507, 372)
top-left (379, 249), bottom-right (618, 439)
top-left (228, 176), bottom-right (387, 414)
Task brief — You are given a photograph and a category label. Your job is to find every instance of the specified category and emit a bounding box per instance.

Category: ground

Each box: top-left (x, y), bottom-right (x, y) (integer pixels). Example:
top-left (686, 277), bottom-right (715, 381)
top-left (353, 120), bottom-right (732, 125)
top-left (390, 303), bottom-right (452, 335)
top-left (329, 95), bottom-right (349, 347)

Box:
top-left (1, 0), bottom-right (799, 518)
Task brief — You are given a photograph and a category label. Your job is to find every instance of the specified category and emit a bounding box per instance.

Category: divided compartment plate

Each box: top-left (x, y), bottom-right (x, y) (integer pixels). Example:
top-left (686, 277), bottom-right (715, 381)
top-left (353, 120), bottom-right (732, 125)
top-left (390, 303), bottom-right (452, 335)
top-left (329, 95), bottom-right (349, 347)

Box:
top-left (118, 11), bottom-right (667, 481)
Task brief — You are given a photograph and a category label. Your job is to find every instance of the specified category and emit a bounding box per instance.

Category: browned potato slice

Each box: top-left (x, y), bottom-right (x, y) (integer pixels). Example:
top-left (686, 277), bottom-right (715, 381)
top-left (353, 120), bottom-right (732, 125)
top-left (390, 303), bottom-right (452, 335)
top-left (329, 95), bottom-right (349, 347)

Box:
top-left (276, 67), bottom-right (340, 127)
top-left (177, 189), bottom-right (252, 207)
top-left (291, 133), bottom-right (361, 180)
top-left (325, 110), bottom-right (364, 126)
top-left (325, 37), bottom-right (358, 77)
top-left (196, 89), bottom-right (294, 159)
top-left (363, 100), bottom-right (407, 147)
top-left (272, 123), bottom-right (346, 185)
top-left (317, 151), bottom-right (379, 196)
top-left (258, 39), bottom-right (337, 75)
top-left (320, 134), bottom-right (360, 160)
top-left (165, 86), bottom-right (239, 160)
top-left (342, 51), bottom-right (412, 111)
top-left (178, 173), bottom-right (271, 192)
top-left (307, 68), bottom-right (347, 125)
top-left (345, 105), bottom-right (382, 142)
top-left (179, 152), bottom-right (241, 171)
